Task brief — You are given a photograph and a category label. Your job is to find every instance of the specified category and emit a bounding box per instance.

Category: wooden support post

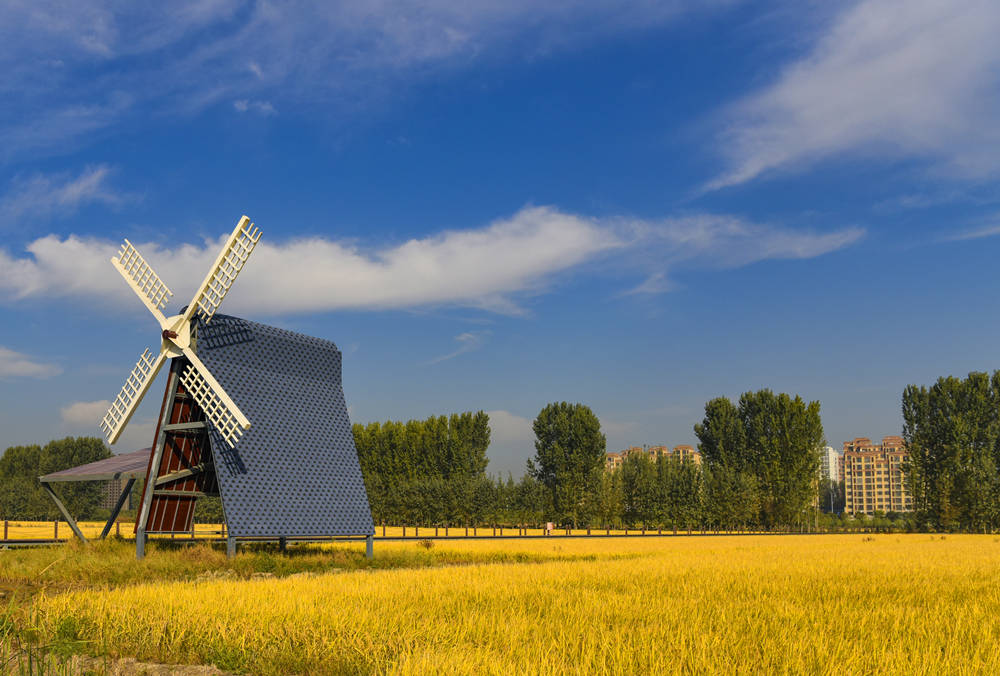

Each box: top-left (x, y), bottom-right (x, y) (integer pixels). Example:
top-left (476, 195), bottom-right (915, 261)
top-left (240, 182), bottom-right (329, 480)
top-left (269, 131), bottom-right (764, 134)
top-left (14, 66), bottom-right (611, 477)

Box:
top-left (3, 520), bottom-right (7, 540)
top-left (41, 483), bottom-right (86, 543)
top-left (136, 362), bottom-right (181, 560)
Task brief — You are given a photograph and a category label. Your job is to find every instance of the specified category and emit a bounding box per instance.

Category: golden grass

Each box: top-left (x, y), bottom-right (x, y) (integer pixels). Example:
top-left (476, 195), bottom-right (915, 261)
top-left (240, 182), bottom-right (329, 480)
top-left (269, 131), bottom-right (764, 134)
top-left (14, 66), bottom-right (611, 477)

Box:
top-left (26, 535), bottom-right (1000, 675)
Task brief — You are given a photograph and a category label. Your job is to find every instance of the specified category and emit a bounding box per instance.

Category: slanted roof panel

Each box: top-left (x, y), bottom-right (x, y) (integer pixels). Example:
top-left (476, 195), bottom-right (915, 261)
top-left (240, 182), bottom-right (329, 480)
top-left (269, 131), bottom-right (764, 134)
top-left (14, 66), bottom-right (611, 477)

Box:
top-left (39, 448), bottom-right (150, 483)
top-left (196, 314), bottom-right (374, 538)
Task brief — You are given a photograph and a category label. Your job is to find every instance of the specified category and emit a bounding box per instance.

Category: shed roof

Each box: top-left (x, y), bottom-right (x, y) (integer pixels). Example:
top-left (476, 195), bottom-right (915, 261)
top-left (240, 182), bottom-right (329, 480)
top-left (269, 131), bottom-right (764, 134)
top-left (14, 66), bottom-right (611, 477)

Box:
top-left (39, 448), bottom-right (150, 483)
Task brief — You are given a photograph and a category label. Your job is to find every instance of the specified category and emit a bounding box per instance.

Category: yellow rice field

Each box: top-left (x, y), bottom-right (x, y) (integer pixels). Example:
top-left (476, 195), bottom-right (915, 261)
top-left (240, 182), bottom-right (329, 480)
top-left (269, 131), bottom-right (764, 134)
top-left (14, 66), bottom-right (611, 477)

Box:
top-left (0, 520), bottom-right (224, 540)
top-left (26, 534), bottom-right (1000, 674)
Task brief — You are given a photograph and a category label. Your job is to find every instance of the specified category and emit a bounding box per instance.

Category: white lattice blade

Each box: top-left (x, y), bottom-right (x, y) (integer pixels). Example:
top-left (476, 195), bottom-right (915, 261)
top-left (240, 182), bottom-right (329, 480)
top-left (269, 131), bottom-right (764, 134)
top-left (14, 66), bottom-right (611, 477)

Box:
top-left (111, 240), bottom-right (173, 324)
top-left (179, 346), bottom-right (250, 448)
top-left (181, 215), bottom-right (261, 326)
top-left (101, 348), bottom-right (168, 444)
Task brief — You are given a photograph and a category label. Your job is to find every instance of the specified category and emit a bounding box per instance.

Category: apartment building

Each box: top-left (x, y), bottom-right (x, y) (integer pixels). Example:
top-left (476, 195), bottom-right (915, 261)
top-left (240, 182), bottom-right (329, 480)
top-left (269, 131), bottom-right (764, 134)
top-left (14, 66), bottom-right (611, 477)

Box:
top-left (605, 444), bottom-right (702, 470)
top-left (842, 436), bottom-right (912, 514)
top-left (99, 477), bottom-right (134, 511)
top-left (819, 446), bottom-right (840, 483)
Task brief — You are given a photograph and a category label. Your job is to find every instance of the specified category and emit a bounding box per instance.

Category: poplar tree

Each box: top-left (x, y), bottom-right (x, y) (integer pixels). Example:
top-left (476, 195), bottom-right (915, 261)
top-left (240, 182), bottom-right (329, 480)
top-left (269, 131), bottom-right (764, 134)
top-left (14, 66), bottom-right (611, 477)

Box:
top-left (528, 402), bottom-right (606, 528)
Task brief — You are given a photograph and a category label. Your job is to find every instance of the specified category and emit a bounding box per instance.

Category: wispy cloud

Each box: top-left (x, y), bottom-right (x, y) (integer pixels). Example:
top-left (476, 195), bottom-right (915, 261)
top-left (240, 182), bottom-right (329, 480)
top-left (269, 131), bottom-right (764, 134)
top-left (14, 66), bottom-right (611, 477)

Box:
top-left (0, 206), bottom-right (860, 314)
top-left (0, 165), bottom-right (131, 227)
top-left (942, 219), bottom-right (1000, 242)
top-left (233, 99), bottom-right (276, 115)
top-left (427, 331), bottom-right (491, 364)
top-left (0, 345), bottom-right (61, 379)
top-left (708, 0), bottom-right (1000, 189)
top-left (0, 2), bottom-right (722, 159)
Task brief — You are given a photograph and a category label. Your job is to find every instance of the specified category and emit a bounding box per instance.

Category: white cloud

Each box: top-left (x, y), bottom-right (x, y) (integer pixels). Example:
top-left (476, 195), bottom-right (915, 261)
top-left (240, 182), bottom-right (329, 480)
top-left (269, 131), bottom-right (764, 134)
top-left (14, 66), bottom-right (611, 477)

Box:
top-left (59, 399), bottom-right (154, 450)
top-left (709, 0), bottom-right (1000, 189)
top-left (427, 331), bottom-right (491, 364)
top-left (0, 345), bottom-right (61, 379)
top-left (0, 206), bottom-right (861, 313)
top-left (0, 165), bottom-right (129, 226)
top-left (0, 2), bottom-right (721, 157)
top-left (60, 400), bottom-right (111, 426)
top-left (0, 206), bottom-right (619, 315)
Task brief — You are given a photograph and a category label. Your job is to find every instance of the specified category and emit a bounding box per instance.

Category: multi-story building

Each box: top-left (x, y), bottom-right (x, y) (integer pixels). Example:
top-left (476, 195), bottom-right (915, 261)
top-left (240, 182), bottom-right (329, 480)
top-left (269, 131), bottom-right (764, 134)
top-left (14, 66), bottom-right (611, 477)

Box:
top-left (842, 436), bottom-right (912, 514)
top-left (99, 477), bottom-right (134, 511)
top-left (819, 446), bottom-right (840, 483)
top-left (605, 444), bottom-right (702, 470)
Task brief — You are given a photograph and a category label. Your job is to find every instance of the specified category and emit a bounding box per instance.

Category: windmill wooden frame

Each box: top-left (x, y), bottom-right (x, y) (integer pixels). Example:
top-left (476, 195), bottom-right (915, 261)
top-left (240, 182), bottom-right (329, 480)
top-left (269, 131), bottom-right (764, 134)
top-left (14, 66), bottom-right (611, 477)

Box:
top-left (101, 216), bottom-right (375, 559)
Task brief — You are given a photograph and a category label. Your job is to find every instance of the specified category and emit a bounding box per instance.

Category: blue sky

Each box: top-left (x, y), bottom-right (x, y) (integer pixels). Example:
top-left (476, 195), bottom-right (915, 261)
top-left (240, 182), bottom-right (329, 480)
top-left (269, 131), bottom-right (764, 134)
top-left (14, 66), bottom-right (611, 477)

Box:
top-left (2, 1), bottom-right (1000, 476)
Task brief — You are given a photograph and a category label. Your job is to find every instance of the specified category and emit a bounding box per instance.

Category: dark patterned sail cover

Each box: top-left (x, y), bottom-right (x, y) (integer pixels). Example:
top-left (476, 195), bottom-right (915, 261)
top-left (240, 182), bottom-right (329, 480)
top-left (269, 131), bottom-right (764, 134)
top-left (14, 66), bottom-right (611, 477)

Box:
top-left (196, 314), bottom-right (374, 538)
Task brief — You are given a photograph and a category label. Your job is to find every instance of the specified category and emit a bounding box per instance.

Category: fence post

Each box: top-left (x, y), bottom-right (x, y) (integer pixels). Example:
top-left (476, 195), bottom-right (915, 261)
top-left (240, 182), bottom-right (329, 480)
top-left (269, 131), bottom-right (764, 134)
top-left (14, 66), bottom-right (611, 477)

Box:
top-left (3, 520), bottom-right (7, 540)
top-left (54, 520), bottom-right (58, 539)
top-left (435, 526), bottom-right (439, 537)
top-left (415, 526), bottom-right (419, 538)
top-left (403, 525), bottom-right (406, 537)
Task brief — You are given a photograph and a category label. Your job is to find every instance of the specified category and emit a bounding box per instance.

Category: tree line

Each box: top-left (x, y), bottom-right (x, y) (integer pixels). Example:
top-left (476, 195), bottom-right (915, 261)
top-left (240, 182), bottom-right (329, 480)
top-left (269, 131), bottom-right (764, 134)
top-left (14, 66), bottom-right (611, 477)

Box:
top-left (7, 370), bottom-right (1000, 534)
top-left (0, 437), bottom-right (110, 520)
top-left (354, 394), bottom-right (829, 529)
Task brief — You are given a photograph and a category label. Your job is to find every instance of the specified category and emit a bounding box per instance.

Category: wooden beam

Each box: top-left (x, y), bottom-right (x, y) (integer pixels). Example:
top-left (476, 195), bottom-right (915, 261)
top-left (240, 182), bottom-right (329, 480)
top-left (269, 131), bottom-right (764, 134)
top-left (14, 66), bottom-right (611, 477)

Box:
top-left (152, 489), bottom-right (207, 498)
top-left (162, 421), bottom-right (207, 432)
top-left (154, 464), bottom-right (206, 486)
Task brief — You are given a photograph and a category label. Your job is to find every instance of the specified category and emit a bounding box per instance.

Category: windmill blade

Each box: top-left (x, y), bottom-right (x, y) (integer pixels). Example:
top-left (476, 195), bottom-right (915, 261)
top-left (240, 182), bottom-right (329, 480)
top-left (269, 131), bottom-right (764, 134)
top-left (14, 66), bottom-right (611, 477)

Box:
top-left (178, 346), bottom-right (250, 448)
top-left (101, 348), bottom-right (168, 444)
top-left (111, 240), bottom-right (173, 325)
top-left (181, 216), bottom-right (261, 326)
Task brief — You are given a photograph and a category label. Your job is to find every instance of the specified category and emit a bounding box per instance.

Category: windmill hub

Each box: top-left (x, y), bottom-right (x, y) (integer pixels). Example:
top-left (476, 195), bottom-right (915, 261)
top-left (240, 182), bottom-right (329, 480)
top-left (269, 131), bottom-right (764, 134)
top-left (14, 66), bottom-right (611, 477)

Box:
top-left (101, 216), bottom-right (261, 449)
top-left (159, 314), bottom-right (191, 354)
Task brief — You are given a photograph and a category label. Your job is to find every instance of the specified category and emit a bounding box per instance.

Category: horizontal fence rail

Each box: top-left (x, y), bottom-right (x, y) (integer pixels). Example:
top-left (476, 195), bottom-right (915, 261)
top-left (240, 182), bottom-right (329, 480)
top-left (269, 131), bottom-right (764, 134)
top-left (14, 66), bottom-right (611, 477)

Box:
top-left (0, 520), bottom-right (897, 547)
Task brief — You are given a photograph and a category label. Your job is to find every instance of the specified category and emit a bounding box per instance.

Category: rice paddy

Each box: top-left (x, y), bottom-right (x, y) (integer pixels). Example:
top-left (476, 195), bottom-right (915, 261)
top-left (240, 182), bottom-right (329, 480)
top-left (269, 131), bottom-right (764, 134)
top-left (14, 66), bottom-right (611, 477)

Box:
top-left (2, 534), bottom-right (998, 674)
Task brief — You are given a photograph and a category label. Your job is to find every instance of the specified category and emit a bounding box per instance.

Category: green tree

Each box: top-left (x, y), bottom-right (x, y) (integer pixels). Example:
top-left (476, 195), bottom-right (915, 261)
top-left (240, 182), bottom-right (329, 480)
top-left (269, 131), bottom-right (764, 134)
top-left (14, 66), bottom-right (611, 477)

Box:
top-left (353, 412), bottom-right (492, 525)
top-left (902, 372), bottom-right (1000, 531)
top-left (621, 453), bottom-right (657, 527)
top-left (528, 402), bottom-right (606, 528)
top-left (695, 390), bottom-right (823, 528)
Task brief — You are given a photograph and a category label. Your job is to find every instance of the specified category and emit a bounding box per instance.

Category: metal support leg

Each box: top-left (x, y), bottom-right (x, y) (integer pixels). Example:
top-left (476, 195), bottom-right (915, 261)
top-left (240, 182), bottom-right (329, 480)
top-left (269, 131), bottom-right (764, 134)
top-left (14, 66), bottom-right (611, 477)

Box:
top-left (227, 536), bottom-right (237, 558)
top-left (100, 478), bottom-right (135, 540)
top-left (278, 536), bottom-right (287, 552)
top-left (40, 482), bottom-right (88, 544)
top-left (136, 528), bottom-right (146, 559)
top-left (365, 534), bottom-right (374, 560)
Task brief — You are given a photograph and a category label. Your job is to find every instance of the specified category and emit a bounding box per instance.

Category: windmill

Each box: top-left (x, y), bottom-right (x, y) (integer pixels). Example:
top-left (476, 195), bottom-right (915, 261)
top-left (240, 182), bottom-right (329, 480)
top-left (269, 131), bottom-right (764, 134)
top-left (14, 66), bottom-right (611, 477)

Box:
top-left (102, 216), bottom-right (374, 558)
